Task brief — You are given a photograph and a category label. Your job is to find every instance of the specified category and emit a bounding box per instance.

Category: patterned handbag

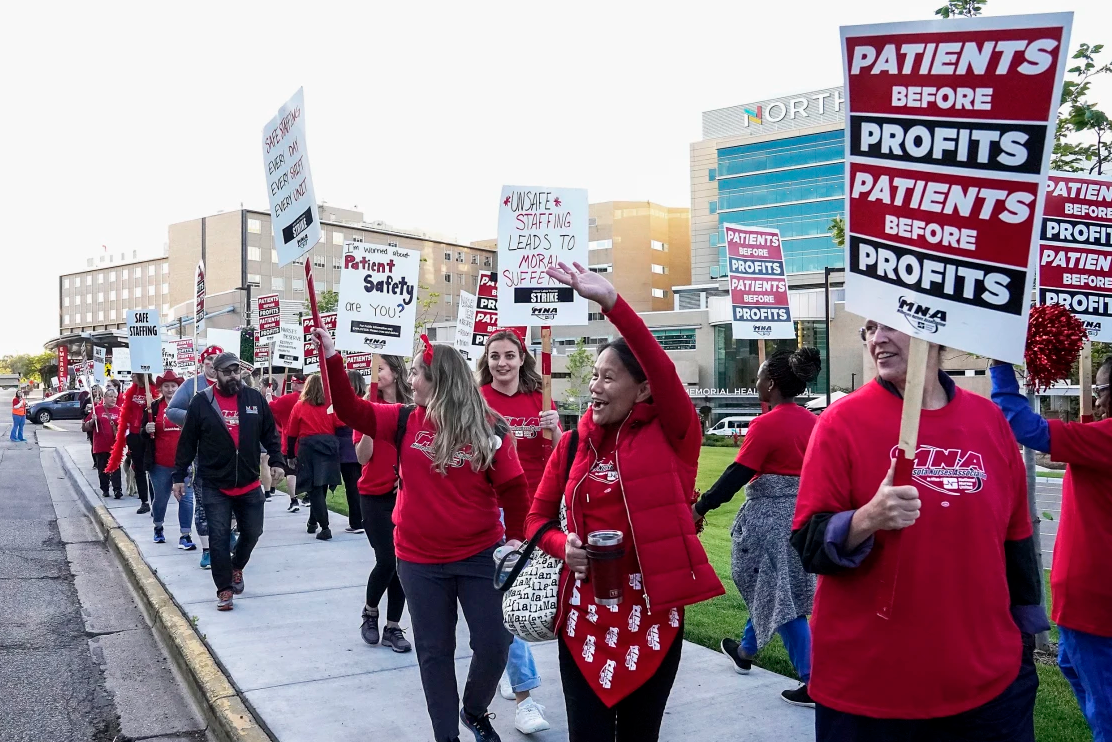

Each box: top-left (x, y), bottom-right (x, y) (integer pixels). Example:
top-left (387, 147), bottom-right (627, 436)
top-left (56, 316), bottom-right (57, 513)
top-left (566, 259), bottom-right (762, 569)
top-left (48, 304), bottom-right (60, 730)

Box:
top-left (494, 502), bottom-right (568, 642)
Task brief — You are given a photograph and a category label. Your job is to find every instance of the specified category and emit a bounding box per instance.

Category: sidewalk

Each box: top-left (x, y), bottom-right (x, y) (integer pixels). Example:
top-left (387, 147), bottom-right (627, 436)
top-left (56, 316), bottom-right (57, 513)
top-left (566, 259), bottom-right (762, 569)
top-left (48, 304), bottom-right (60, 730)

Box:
top-left (62, 442), bottom-right (813, 742)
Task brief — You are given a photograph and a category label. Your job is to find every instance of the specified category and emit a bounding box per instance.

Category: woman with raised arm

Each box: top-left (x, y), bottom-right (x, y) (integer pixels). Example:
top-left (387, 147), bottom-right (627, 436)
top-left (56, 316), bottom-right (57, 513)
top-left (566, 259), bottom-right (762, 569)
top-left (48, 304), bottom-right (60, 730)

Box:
top-left (694, 348), bottom-right (820, 706)
top-left (317, 328), bottom-right (528, 742)
top-left (524, 262), bottom-right (723, 742)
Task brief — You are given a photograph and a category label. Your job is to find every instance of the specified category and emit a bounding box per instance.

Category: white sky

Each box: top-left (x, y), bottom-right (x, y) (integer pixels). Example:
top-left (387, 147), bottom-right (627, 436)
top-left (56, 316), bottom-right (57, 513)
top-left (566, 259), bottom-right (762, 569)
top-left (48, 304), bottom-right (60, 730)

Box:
top-left (2, 0), bottom-right (1110, 355)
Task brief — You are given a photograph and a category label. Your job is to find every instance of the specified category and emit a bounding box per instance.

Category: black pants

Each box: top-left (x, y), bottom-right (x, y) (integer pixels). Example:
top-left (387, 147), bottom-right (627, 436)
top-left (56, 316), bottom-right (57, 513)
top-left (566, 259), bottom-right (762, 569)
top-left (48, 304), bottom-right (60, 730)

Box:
top-left (558, 625), bottom-right (684, 742)
top-left (340, 462), bottom-right (362, 530)
top-left (305, 485), bottom-right (329, 531)
top-left (93, 452), bottom-right (122, 496)
top-left (396, 546), bottom-right (511, 742)
top-left (361, 492), bottom-right (405, 622)
top-left (126, 433), bottom-right (151, 503)
top-left (816, 634), bottom-right (1039, 742)
top-left (202, 484), bottom-right (265, 595)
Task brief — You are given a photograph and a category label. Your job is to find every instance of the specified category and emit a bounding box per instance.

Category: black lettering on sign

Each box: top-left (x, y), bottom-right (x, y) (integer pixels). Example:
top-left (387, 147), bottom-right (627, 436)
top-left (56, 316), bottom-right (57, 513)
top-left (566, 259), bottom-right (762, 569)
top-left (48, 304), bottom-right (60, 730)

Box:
top-left (350, 320), bottom-right (401, 338)
top-left (281, 206), bottom-right (315, 244)
top-left (514, 287), bottom-right (574, 304)
top-left (849, 234), bottom-right (1025, 315)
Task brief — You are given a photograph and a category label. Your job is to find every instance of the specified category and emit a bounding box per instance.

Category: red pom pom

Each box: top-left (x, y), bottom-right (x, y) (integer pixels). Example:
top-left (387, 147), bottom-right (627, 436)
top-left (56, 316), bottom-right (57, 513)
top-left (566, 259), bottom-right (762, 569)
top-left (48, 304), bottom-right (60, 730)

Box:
top-left (1024, 305), bottom-right (1088, 392)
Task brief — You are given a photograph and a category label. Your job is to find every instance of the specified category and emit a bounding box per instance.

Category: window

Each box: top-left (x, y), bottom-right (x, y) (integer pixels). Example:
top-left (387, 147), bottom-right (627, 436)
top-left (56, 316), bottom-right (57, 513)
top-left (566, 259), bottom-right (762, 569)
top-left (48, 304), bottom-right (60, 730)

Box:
top-left (333, 256), bottom-right (343, 269)
top-left (651, 264), bottom-right (667, 275)
top-left (134, 268), bottom-right (141, 278)
top-left (588, 312), bottom-right (605, 322)
top-left (352, 234), bottom-right (364, 243)
top-left (709, 201), bottom-right (718, 215)
top-left (86, 293), bottom-right (92, 303)
top-left (589, 239), bottom-right (613, 251)
top-left (74, 295), bottom-right (81, 305)
top-left (84, 276), bottom-right (91, 286)
top-left (272, 249), bottom-right (279, 264)
top-left (717, 161), bottom-right (843, 212)
top-left (271, 277), bottom-right (285, 290)
top-left (651, 288), bottom-right (667, 299)
top-left (483, 256), bottom-right (492, 268)
top-left (97, 292), bottom-right (104, 302)
top-left (443, 274), bottom-right (451, 284)
top-left (650, 328), bottom-right (696, 351)
top-left (457, 251), bottom-right (465, 263)
top-left (163, 303), bottom-right (170, 315)
top-left (86, 312), bottom-right (92, 322)
top-left (314, 255), bottom-right (326, 268)
top-left (459, 273), bottom-right (467, 287)
top-left (445, 293), bottom-right (452, 304)
top-left (444, 251), bottom-right (452, 261)
top-left (121, 288), bottom-right (129, 299)
top-left (387, 241), bottom-right (398, 248)
top-left (97, 310), bottom-right (104, 321)
top-left (718, 129), bottom-right (844, 178)
top-left (109, 290), bottom-right (116, 300)
top-left (148, 265), bottom-right (156, 276)
top-left (248, 218), bottom-right (262, 234)
top-left (332, 231), bottom-right (344, 245)
top-left (63, 296), bottom-right (69, 306)
top-left (247, 273), bottom-right (261, 286)
top-left (135, 285), bottom-right (143, 297)
top-left (292, 257), bottom-right (304, 266)
top-left (471, 254), bottom-right (478, 264)
top-left (709, 168), bottom-right (717, 182)
top-left (63, 278), bottom-right (70, 289)
top-left (109, 271), bottom-right (115, 282)
top-left (109, 308), bottom-right (116, 320)
top-left (589, 217), bottom-right (598, 227)
top-left (162, 264), bottom-right (169, 275)
top-left (248, 245), bottom-right (261, 261)
top-left (64, 314), bottom-right (70, 325)
top-left (292, 278), bottom-right (304, 292)
top-left (651, 240), bottom-right (666, 252)
top-left (162, 282), bottom-right (169, 294)
top-left (588, 264), bottom-right (613, 274)
top-left (98, 274), bottom-right (104, 284)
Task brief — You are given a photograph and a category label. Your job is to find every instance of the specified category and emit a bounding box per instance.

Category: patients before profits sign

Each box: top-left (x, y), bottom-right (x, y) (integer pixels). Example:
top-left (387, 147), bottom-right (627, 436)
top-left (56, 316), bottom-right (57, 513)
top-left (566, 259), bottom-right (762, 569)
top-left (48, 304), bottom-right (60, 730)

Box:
top-left (257, 294), bottom-right (282, 339)
top-left (302, 313), bottom-right (337, 374)
top-left (497, 186), bottom-right (588, 326)
top-left (726, 225), bottom-right (793, 339)
top-left (842, 13), bottom-right (1072, 363)
top-left (126, 309), bottom-right (163, 374)
top-left (1038, 172), bottom-right (1112, 341)
top-left (263, 88), bottom-right (321, 267)
top-left (336, 241), bottom-right (420, 357)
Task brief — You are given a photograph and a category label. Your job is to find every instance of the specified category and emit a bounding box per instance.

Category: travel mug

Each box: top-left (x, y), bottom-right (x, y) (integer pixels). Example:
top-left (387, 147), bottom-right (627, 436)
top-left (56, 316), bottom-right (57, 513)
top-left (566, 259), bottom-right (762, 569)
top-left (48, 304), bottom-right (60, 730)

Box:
top-left (586, 530), bottom-right (625, 606)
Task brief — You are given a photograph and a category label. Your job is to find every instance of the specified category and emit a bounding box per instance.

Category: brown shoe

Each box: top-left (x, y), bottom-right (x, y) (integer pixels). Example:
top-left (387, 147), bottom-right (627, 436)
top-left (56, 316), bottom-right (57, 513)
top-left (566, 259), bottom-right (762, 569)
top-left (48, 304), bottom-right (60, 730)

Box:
top-left (217, 590), bottom-right (234, 611)
top-left (231, 569), bottom-right (245, 595)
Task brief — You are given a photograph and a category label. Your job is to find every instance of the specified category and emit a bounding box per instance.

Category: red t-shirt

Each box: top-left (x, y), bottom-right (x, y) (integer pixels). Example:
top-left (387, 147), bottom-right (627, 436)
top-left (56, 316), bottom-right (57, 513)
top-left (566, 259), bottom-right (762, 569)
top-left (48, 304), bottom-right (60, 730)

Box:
top-left (286, 400), bottom-right (338, 453)
top-left (153, 403), bottom-right (182, 468)
top-left (269, 392), bottom-right (300, 455)
top-left (88, 404), bottom-right (121, 454)
top-left (480, 386), bottom-right (558, 497)
top-left (1048, 418), bottom-right (1112, 637)
top-left (214, 388), bottom-right (259, 496)
top-left (736, 403), bottom-right (817, 476)
top-left (354, 430), bottom-right (398, 496)
top-left (793, 381), bottom-right (1031, 719)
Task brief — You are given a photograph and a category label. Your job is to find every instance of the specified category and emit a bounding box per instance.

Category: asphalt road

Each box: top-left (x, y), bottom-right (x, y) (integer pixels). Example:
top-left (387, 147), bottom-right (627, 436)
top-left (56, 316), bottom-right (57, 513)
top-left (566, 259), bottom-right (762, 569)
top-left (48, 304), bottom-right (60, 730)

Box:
top-left (0, 390), bottom-right (209, 742)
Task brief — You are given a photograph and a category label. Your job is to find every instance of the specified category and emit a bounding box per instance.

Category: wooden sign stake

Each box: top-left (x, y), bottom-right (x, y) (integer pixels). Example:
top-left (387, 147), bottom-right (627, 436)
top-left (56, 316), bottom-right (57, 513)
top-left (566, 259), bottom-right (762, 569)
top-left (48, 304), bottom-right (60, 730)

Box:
top-left (1080, 340), bottom-right (1093, 423)
top-left (541, 326), bottom-right (553, 441)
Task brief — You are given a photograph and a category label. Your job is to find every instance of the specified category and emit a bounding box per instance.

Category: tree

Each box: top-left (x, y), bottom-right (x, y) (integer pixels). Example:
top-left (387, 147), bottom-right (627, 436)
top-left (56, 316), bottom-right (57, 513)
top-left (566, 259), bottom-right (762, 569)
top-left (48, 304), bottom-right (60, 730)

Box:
top-left (413, 283), bottom-right (442, 339)
top-left (304, 290), bottom-right (339, 315)
top-left (1052, 43), bottom-right (1112, 175)
top-left (563, 340), bottom-right (594, 414)
top-left (1, 351), bottom-right (56, 382)
top-left (934, 0), bottom-right (986, 19)
top-left (828, 216), bottom-right (845, 249)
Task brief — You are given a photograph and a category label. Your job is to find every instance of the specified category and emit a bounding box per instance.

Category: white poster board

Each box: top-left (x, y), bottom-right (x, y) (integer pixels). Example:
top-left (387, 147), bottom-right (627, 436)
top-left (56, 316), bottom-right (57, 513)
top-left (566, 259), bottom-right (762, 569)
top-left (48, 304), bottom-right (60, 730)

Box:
top-left (841, 13), bottom-right (1072, 363)
top-left (262, 88), bottom-right (321, 267)
top-left (112, 347), bottom-right (131, 373)
top-left (454, 290), bottom-right (482, 368)
top-left (205, 328), bottom-right (242, 358)
top-left (726, 225), bottom-right (794, 339)
top-left (93, 347), bottom-right (107, 386)
top-left (335, 242), bottom-right (422, 356)
top-left (274, 325), bottom-right (304, 369)
top-left (497, 185), bottom-right (588, 325)
top-left (126, 309), bottom-right (163, 375)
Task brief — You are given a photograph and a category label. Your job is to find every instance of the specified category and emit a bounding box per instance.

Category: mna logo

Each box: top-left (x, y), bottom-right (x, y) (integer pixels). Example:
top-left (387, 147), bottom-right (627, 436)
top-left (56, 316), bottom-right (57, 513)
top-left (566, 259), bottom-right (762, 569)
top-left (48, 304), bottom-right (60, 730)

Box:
top-left (531, 307), bottom-right (557, 321)
top-left (896, 296), bottom-right (947, 333)
top-left (752, 324), bottom-right (773, 336)
top-left (1084, 320), bottom-right (1103, 333)
top-left (362, 337), bottom-right (387, 350)
top-left (744, 105), bottom-right (762, 124)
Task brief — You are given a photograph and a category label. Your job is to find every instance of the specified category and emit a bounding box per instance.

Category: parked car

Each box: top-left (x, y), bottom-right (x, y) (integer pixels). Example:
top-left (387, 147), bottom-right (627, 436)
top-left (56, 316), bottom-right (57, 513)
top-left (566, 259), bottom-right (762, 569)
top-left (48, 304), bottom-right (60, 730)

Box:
top-left (705, 415), bottom-right (757, 439)
top-left (28, 391), bottom-right (87, 424)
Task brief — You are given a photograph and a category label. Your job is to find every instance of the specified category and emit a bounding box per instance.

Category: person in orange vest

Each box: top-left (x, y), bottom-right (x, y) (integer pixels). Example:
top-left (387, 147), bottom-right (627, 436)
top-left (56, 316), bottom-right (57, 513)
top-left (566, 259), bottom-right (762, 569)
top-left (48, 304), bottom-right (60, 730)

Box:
top-left (10, 390), bottom-right (27, 442)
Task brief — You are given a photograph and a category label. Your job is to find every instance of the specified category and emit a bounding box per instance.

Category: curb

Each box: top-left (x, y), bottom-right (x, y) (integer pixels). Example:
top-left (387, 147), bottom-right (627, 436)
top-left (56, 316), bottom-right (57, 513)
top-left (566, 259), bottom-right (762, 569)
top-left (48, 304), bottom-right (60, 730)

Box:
top-left (57, 446), bottom-right (272, 742)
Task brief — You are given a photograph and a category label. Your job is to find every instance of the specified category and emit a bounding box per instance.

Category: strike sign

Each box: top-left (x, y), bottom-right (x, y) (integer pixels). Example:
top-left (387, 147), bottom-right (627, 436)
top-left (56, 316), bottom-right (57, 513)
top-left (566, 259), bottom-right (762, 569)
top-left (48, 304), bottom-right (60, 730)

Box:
top-left (127, 309), bottom-right (163, 374)
top-left (1037, 172), bottom-right (1112, 341)
top-left (335, 241), bottom-right (421, 357)
top-left (841, 13), bottom-right (1072, 363)
top-left (726, 225), bottom-right (793, 339)
top-left (262, 88), bottom-right (321, 267)
top-left (497, 185), bottom-right (588, 325)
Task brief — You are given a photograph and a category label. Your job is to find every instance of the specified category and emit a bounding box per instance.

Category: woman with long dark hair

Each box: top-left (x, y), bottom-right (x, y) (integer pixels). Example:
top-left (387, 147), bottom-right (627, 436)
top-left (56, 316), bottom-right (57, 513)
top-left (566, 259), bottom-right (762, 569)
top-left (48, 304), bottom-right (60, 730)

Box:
top-left (355, 355), bottom-right (413, 654)
top-left (286, 374), bottom-right (341, 540)
top-left (317, 329), bottom-right (528, 742)
top-left (695, 347), bottom-right (820, 705)
top-left (525, 262), bottom-right (723, 742)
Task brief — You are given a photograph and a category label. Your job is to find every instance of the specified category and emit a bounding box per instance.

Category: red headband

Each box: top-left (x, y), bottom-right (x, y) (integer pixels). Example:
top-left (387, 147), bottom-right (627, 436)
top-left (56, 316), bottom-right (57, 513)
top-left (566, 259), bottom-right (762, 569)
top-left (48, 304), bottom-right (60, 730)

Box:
top-left (420, 334), bottom-right (434, 365)
top-left (488, 327), bottom-right (526, 346)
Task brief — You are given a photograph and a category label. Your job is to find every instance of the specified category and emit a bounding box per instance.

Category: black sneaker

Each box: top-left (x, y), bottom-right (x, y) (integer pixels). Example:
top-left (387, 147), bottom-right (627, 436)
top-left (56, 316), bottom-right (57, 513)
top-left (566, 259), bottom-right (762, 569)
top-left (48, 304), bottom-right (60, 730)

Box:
top-left (460, 708), bottom-right (501, 742)
top-left (287, 499), bottom-right (300, 513)
top-left (114, 491), bottom-right (123, 499)
top-left (781, 684), bottom-right (815, 708)
top-left (381, 626), bottom-right (412, 653)
top-left (307, 522), bottom-right (318, 534)
top-left (721, 638), bottom-right (752, 674)
top-left (360, 607), bottom-right (380, 645)
top-left (265, 493), bottom-right (272, 503)
top-left (137, 502), bottom-right (151, 515)
top-left (316, 528), bottom-right (332, 541)
top-left (301, 497), bottom-right (311, 506)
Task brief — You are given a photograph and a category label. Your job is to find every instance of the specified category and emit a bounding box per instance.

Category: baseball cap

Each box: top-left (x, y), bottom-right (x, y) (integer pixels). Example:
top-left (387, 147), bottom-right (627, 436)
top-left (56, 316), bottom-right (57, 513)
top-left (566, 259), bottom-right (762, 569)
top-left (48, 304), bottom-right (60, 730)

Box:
top-left (212, 352), bottom-right (243, 371)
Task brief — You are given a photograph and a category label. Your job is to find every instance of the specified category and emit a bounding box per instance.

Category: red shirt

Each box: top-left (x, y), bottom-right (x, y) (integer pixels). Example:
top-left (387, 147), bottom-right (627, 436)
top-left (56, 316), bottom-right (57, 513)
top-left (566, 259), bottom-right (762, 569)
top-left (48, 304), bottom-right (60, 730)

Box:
top-left (214, 388), bottom-right (259, 496)
top-left (269, 392), bottom-right (300, 454)
top-left (121, 383), bottom-right (156, 435)
top-left (1048, 418), bottom-right (1112, 637)
top-left (286, 400), bottom-right (338, 453)
top-left (481, 386), bottom-right (558, 497)
top-left (89, 404), bottom-right (121, 454)
top-left (153, 403), bottom-right (181, 468)
top-left (736, 402), bottom-right (816, 475)
top-left (355, 428), bottom-right (398, 496)
top-left (793, 381), bottom-right (1031, 719)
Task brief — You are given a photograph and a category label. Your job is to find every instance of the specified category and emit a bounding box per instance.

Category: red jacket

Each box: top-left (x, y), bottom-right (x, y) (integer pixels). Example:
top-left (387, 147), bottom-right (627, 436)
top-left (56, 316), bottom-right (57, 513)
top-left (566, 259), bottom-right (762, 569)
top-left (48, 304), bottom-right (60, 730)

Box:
top-left (526, 296), bottom-right (723, 621)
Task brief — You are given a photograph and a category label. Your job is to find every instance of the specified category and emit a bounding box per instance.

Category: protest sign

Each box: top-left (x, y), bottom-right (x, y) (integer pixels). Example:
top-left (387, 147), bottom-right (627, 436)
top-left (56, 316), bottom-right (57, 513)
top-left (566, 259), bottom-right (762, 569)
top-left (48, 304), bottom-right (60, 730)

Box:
top-left (263, 88), bottom-right (321, 267)
top-left (195, 261), bottom-right (206, 332)
top-left (205, 328), bottom-right (241, 358)
top-left (302, 313), bottom-right (337, 373)
top-left (497, 185), bottom-right (588, 325)
top-left (254, 330), bottom-right (272, 368)
top-left (725, 225), bottom-right (794, 340)
top-left (174, 338), bottom-right (196, 370)
top-left (257, 294), bottom-right (282, 339)
top-left (344, 353), bottom-right (375, 372)
top-left (93, 347), bottom-right (107, 386)
top-left (335, 241), bottom-right (421, 356)
top-left (454, 290), bottom-right (482, 367)
top-left (1037, 172), bottom-right (1112, 341)
top-left (112, 347), bottom-right (131, 373)
top-left (126, 309), bottom-right (163, 375)
top-left (474, 272), bottom-right (526, 349)
top-left (274, 325), bottom-right (303, 369)
top-left (841, 13), bottom-right (1072, 364)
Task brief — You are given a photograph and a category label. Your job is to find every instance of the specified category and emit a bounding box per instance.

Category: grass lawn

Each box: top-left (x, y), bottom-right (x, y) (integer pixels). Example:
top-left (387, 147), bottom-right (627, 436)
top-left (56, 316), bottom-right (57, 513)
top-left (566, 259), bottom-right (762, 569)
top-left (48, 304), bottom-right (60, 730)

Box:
top-left (320, 447), bottom-right (1091, 740)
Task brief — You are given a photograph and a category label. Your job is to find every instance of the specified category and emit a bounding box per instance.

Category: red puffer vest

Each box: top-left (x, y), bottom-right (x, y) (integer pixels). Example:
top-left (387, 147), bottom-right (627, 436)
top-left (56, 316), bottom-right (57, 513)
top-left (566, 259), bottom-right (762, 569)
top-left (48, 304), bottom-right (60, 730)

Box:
top-left (555, 402), bottom-right (724, 626)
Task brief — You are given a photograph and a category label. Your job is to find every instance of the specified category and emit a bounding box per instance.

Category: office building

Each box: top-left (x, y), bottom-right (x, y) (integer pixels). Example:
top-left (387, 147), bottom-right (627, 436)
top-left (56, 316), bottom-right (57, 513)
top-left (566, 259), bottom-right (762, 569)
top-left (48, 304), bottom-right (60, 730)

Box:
top-left (58, 255), bottom-right (172, 336)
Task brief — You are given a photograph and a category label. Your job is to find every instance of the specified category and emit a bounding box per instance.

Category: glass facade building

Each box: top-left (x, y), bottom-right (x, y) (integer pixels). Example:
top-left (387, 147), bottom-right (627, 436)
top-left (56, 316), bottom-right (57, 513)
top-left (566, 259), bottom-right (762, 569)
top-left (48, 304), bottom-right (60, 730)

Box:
top-left (713, 321), bottom-right (829, 395)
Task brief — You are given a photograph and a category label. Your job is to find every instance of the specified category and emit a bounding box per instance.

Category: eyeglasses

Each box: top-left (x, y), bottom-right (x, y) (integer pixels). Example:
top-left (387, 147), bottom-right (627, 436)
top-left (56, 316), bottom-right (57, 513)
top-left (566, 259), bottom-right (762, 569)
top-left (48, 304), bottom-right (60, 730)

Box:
top-left (859, 323), bottom-right (893, 342)
top-left (1093, 383), bottom-right (1110, 398)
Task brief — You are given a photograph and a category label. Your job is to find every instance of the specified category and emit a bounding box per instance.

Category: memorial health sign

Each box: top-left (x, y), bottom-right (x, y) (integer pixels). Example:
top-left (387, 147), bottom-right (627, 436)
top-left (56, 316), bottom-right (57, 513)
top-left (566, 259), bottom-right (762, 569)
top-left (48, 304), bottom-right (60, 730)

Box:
top-left (1037, 172), bottom-right (1112, 341)
top-left (335, 241), bottom-right (420, 356)
top-left (127, 309), bottom-right (163, 374)
top-left (725, 225), bottom-right (793, 339)
top-left (263, 88), bottom-right (321, 267)
top-left (497, 186), bottom-right (588, 325)
top-left (842, 13), bottom-right (1071, 363)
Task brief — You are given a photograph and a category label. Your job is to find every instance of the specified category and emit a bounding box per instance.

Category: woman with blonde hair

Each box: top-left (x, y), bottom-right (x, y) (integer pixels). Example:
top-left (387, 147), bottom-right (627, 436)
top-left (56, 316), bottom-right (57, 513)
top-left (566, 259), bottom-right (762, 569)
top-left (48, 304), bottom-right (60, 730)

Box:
top-left (285, 374), bottom-right (341, 540)
top-left (317, 328), bottom-right (527, 742)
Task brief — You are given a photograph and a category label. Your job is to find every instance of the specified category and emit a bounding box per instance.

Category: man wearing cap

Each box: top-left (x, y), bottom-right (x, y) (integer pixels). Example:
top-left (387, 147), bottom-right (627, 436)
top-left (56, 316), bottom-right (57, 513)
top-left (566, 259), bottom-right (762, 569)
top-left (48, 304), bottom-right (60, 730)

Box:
top-left (174, 352), bottom-right (285, 610)
top-left (142, 370), bottom-right (194, 548)
top-left (269, 373), bottom-right (307, 512)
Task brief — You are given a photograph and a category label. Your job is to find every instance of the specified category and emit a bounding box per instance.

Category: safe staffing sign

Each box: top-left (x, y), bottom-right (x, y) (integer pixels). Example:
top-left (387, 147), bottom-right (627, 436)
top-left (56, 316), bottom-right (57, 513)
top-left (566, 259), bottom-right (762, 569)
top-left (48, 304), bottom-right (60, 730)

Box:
top-left (263, 88), bottom-right (321, 267)
top-left (1037, 172), bottom-right (1112, 341)
top-left (726, 225), bottom-right (793, 339)
top-left (841, 13), bottom-right (1072, 363)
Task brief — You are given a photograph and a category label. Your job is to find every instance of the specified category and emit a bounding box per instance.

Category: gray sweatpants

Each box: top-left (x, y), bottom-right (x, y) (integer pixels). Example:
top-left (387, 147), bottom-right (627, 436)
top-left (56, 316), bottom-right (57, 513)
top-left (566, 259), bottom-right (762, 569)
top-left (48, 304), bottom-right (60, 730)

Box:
top-left (396, 545), bottom-right (512, 742)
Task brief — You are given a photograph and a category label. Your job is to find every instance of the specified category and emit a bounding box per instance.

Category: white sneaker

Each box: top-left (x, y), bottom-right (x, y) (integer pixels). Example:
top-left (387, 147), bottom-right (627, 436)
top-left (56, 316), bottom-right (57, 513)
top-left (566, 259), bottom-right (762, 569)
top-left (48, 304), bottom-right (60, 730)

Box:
top-left (499, 675), bottom-right (516, 701)
top-left (514, 698), bottom-right (551, 734)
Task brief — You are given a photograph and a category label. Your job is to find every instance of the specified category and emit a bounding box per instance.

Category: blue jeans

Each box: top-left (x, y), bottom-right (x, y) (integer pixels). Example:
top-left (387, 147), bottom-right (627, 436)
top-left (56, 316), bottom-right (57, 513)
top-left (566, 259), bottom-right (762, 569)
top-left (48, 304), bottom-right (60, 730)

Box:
top-left (1060, 626), bottom-right (1112, 742)
top-left (506, 636), bottom-right (541, 693)
top-left (149, 465), bottom-right (194, 533)
top-left (10, 414), bottom-right (25, 441)
top-left (741, 616), bottom-right (811, 683)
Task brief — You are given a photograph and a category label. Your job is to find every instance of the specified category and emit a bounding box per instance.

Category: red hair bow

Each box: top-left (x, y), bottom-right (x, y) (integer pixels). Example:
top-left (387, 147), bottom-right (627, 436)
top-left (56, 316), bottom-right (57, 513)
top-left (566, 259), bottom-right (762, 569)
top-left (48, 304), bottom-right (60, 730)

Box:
top-left (420, 334), bottom-right (434, 365)
top-left (488, 327), bottom-right (526, 345)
